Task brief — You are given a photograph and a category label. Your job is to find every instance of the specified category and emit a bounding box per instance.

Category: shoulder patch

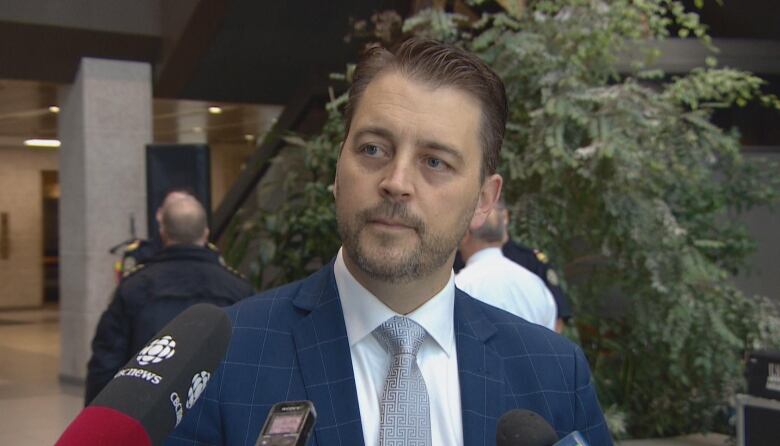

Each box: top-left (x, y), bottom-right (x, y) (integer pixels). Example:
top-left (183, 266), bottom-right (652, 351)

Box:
top-left (534, 249), bottom-right (549, 264)
top-left (546, 269), bottom-right (560, 286)
top-left (122, 263), bottom-right (146, 279)
top-left (226, 265), bottom-right (247, 280)
top-left (218, 257), bottom-right (247, 280)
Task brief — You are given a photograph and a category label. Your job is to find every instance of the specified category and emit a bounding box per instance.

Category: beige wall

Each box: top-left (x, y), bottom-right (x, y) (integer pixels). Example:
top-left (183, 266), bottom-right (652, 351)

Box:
top-left (210, 142), bottom-right (255, 211)
top-left (0, 147), bottom-right (58, 309)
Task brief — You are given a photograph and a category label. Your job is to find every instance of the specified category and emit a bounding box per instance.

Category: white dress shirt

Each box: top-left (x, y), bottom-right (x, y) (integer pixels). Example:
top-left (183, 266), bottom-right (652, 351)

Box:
top-left (334, 249), bottom-right (464, 446)
top-left (455, 247), bottom-right (557, 330)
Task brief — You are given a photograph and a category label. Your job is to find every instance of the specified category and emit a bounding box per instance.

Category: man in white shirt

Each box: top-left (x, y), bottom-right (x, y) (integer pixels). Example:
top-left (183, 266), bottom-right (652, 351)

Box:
top-left (168, 37), bottom-right (612, 446)
top-left (455, 200), bottom-right (557, 330)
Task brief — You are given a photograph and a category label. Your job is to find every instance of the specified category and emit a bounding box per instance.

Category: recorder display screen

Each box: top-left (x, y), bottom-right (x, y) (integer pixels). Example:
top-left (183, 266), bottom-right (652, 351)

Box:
top-left (267, 413), bottom-right (303, 434)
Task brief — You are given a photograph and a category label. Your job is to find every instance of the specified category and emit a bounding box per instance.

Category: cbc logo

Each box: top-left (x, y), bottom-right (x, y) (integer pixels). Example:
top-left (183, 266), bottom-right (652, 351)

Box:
top-left (170, 392), bottom-right (183, 427)
top-left (186, 371), bottom-right (211, 409)
top-left (137, 335), bottom-right (176, 365)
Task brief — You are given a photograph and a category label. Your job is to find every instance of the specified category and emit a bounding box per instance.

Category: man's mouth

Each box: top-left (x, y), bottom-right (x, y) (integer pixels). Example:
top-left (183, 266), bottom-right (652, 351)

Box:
top-left (368, 218), bottom-right (414, 230)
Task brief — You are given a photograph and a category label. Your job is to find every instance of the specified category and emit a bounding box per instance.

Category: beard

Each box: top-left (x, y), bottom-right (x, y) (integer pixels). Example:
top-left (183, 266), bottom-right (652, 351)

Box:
top-left (337, 199), bottom-right (474, 283)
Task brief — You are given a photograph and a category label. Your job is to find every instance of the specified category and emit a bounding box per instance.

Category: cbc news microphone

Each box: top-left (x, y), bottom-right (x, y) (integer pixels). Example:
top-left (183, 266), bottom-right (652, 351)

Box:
top-left (56, 303), bottom-right (232, 446)
top-left (497, 409), bottom-right (590, 446)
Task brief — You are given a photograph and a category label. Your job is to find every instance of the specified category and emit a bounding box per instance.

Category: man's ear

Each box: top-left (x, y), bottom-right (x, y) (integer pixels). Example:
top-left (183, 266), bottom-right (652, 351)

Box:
top-left (469, 174), bottom-right (502, 231)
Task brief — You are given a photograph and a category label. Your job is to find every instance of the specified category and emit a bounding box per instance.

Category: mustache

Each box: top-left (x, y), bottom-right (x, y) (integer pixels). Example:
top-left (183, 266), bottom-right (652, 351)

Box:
top-left (359, 201), bottom-right (425, 232)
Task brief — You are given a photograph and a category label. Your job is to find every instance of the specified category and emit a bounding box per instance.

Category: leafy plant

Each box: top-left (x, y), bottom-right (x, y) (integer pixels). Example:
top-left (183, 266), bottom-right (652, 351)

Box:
top-left (225, 0), bottom-right (780, 438)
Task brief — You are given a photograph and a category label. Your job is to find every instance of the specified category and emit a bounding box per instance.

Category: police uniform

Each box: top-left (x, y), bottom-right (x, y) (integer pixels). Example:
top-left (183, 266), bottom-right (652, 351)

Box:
top-left (85, 244), bottom-right (255, 404)
top-left (454, 239), bottom-right (572, 322)
top-left (119, 238), bottom-right (159, 273)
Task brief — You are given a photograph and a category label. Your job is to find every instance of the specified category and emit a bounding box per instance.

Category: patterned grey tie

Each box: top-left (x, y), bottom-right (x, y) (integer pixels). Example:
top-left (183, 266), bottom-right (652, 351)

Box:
top-left (373, 316), bottom-right (432, 446)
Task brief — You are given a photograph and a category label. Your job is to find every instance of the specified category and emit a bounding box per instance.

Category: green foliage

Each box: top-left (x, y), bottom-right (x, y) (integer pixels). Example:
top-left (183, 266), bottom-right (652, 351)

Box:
top-left (226, 0), bottom-right (780, 438)
top-left (223, 107), bottom-right (345, 288)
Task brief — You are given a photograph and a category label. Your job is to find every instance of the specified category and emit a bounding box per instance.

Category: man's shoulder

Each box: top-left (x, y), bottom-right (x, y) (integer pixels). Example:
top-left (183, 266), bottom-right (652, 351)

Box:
top-left (202, 260), bottom-right (254, 291)
top-left (463, 293), bottom-right (573, 349)
top-left (223, 266), bottom-right (333, 328)
top-left (226, 279), bottom-right (301, 316)
top-left (117, 261), bottom-right (157, 291)
top-left (502, 239), bottom-right (535, 259)
top-left (121, 250), bottom-right (181, 281)
top-left (458, 252), bottom-right (539, 284)
top-left (502, 240), bottom-right (549, 271)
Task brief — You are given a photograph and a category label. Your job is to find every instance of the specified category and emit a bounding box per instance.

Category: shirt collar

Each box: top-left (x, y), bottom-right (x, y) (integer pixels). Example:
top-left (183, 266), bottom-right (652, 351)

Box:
top-left (334, 248), bottom-right (456, 357)
top-left (465, 246), bottom-right (503, 266)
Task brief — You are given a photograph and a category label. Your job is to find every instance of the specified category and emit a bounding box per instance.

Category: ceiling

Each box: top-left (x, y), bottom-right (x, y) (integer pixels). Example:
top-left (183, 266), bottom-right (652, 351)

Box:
top-left (0, 0), bottom-right (411, 102)
top-left (173, 0), bottom-right (411, 104)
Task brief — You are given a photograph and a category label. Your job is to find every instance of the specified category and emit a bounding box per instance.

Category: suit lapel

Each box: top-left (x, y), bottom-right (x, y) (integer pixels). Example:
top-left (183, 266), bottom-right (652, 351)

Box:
top-left (454, 289), bottom-right (505, 446)
top-left (291, 263), bottom-right (364, 446)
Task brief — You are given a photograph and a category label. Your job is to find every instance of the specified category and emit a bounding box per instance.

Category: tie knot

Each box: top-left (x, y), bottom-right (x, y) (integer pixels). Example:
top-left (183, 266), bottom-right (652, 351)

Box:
top-left (374, 316), bottom-right (427, 357)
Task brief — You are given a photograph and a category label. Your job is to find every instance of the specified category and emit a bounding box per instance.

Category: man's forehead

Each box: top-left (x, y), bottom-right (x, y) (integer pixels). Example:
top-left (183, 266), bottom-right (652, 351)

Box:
top-left (361, 70), bottom-right (479, 108)
top-left (352, 72), bottom-right (482, 138)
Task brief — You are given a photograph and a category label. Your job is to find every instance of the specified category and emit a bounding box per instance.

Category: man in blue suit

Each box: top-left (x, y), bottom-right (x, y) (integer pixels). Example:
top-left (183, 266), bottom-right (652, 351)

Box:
top-left (168, 37), bottom-right (613, 446)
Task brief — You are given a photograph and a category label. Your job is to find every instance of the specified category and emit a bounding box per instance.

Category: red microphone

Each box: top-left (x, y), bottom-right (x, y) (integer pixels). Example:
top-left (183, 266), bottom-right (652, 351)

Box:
top-left (56, 406), bottom-right (153, 445)
top-left (56, 304), bottom-right (232, 445)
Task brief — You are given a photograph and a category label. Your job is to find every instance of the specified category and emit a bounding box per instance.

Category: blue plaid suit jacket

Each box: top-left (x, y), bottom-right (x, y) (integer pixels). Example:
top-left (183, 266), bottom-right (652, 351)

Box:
top-left (167, 262), bottom-right (613, 446)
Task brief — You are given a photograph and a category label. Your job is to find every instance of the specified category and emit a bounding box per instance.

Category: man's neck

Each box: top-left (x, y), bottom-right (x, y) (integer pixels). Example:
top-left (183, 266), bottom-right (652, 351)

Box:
top-left (162, 240), bottom-right (207, 249)
top-left (461, 240), bottom-right (502, 264)
top-left (342, 252), bottom-right (454, 315)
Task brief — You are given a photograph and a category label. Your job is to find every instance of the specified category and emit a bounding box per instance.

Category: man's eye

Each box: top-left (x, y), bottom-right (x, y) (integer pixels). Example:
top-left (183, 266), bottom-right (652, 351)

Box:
top-left (426, 157), bottom-right (447, 170)
top-left (361, 144), bottom-right (382, 156)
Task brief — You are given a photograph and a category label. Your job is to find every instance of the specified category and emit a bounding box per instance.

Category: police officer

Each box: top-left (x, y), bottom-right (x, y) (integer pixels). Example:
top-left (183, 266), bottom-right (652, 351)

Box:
top-left (85, 191), bottom-right (255, 404)
top-left (501, 239), bottom-right (572, 332)
top-left (453, 202), bottom-right (572, 333)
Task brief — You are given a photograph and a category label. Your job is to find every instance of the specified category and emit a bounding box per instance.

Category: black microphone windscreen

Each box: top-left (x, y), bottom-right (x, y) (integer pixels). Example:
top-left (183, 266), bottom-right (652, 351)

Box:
top-left (496, 409), bottom-right (559, 446)
top-left (90, 303), bottom-right (232, 444)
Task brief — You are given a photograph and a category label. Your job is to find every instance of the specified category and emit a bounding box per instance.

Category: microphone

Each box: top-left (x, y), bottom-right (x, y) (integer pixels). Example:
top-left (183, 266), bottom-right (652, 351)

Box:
top-left (496, 409), bottom-right (589, 446)
top-left (56, 303), bottom-right (232, 446)
top-left (497, 409), bottom-right (558, 446)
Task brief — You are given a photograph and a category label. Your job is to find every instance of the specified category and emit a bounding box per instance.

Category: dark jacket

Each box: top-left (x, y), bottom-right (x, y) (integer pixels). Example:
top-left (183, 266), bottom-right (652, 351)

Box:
top-left (85, 244), bottom-right (255, 404)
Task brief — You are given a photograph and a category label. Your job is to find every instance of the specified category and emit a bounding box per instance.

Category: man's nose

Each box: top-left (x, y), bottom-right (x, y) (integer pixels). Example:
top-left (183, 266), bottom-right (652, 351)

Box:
top-left (379, 158), bottom-right (414, 202)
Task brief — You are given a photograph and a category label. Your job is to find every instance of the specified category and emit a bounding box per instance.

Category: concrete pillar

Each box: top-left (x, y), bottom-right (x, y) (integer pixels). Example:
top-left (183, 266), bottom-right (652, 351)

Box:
top-left (58, 58), bottom-right (151, 381)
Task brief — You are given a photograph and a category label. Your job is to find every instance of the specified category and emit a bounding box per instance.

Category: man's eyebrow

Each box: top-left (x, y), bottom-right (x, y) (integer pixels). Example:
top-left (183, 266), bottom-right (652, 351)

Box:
top-left (418, 139), bottom-right (465, 164)
top-left (352, 126), bottom-right (395, 142)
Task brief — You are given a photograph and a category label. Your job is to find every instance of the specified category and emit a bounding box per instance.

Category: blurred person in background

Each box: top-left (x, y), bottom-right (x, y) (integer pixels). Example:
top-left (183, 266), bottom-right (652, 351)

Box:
top-left (454, 205), bottom-right (572, 333)
top-left (85, 191), bottom-right (254, 404)
top-left (456, 198), bottom-right (557, 330)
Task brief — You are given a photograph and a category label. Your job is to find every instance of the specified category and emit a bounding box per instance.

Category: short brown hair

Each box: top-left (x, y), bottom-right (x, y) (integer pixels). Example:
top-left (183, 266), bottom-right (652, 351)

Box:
top-left (345, 37), bottom-right (508, 180)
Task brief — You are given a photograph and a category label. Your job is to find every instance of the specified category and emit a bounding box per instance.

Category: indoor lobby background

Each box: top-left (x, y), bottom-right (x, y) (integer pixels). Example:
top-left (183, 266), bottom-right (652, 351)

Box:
top-left (0, 1), bottom-right (778, 444)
